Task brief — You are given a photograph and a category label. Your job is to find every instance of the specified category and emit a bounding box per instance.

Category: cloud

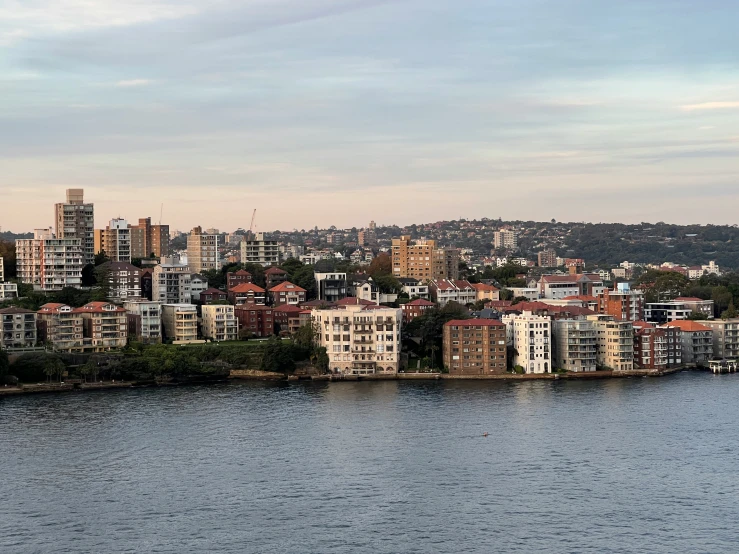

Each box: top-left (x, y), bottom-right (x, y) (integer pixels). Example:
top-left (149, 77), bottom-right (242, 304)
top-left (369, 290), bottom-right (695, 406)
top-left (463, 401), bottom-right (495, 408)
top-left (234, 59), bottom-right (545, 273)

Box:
top-left (681, 101), bottom-right (739, 111)
top-left (115, 79), bottom-right (152, 87)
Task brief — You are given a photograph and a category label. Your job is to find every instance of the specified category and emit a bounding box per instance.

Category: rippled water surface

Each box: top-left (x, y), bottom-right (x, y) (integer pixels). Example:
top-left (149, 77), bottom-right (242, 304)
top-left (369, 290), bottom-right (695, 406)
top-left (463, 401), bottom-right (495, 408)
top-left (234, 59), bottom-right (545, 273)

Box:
top-left (2, 372), bottom-right (739, 553)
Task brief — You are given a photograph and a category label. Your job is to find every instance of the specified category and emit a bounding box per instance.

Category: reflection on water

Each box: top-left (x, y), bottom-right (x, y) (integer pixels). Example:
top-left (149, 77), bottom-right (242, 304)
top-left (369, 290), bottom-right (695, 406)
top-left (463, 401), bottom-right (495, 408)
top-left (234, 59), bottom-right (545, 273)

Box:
top-left (2, 372), bottom-right (738, 553)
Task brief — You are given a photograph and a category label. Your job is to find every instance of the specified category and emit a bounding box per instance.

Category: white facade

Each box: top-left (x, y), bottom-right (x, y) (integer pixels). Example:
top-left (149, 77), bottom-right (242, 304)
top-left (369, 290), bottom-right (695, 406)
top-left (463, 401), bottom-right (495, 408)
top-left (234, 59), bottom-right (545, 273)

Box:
top-left (493, 229), bottom-right (518, 250)
top-left (586, 315), bottom-right (634, 371)
top-left (0, 255), bottom-right (4, 282)
top-left (16, 228), bottom-right (83, 291)
top-left (123, 299), bottom-right (162, 344)
top-left (0, 282), bottom-right (18, 300)
top-left (502, 311), bottom-right (552, 374)
top-left (201, 304), bottom-right (238, 342)
top-left (508, 287), bottom-right (540, 301)
top-left (190, 274), bottom-right (209, 301)
top-left (152, 256), bottom-right (192, 304)
top-left (312, 304), bottom-right (402, 374)
top-left (54, 188), bottom-right (95, 266)
top-left (241, 232), bottom-right (280, 265)
top-left (106, 218), bottom-right (132, 262)
top-left (401, 282), bottom-right (430, 300)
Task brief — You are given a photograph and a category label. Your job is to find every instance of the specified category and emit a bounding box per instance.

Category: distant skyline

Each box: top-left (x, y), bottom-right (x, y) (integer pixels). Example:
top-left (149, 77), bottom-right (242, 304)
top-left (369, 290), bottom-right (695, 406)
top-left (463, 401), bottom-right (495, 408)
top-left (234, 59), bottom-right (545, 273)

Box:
top-left (2, 0), bottom-right (739, 231)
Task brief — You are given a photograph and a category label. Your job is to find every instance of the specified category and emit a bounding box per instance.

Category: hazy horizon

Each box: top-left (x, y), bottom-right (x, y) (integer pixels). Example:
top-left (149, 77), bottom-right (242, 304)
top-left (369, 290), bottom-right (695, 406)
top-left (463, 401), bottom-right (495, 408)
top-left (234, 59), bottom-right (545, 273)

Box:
top-left (2, 0), bottom-right (739, 231)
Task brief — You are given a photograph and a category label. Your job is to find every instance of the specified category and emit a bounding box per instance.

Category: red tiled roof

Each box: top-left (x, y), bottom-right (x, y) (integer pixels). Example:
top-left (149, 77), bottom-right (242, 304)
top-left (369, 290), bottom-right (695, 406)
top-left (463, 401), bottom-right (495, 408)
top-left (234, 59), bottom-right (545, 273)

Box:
top-left (274, 304), bottom-right (304, 314)
top-left (405, 299), bottom-right (435, 307)
top-left (336, 297), bottom-right (375, 306)
top-left (230, 283), bottom-right (265, 293)
top-left (265, 267), bottom-right (287, 275)
top-left (445, 319), bottom-right (505, 327)
top-left (632, 320), bottom-right (654, 329)
top-left (73, 302), bottom-right (126, 313)
top-left (232, 269), bottom-right (252, 276)
top-left (660, 320), bottom-right (712, 332)
top-left (563, 295), bottom-right (598, 302)
top-left (0, 307), bottom-right (36, 314)
top-left (269, 281), bottom-right (306, 293)
top-left (201, 287), bottom-right (226, 295)
top-left (471, 282), bottom-right (499, 292)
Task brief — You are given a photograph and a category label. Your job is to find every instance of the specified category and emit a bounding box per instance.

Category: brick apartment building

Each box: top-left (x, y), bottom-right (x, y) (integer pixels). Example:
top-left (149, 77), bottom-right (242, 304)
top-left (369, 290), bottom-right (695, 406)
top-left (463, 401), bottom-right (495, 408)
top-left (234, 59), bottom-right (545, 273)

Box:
top-left (442, 319), bottom-right (507, 375)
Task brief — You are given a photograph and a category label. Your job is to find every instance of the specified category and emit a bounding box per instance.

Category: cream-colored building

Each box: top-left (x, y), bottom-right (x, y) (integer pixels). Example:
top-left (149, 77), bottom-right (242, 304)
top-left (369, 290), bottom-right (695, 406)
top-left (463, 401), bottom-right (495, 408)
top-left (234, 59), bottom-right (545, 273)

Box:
top-left (703, 319), bottom-right (739, 359)
top-left (201, 304), bottom-right (238, 342)
top-left (0, 307), bottom-right (37, 348)
top-left (586, 314), bottom-right (634, 371)
top-left (502, 311), bottom-right (552, 373)
top-left (37, 303), bottom-right (85, 351)
top-left (241, 232), bottom-right (280, 265)
top-left (54, 188), bottom-right (95, 266)
top-left (76, 302), bottom-right (128, 351)
top-left (94, 218), bottom-right (132, 262)
top-left (162, 304), bottom-right (200, 344)
top-left (16, 229), bottom-right (83, 291)
top-left (493, 229), bottom-right (518, 250)
top-left (123, 299), bottom-right (162, 344)
top-left (187, 226), bottom-right (219, 273)
top-left (153, 256), bottom-right (192, 304)
top-left (391, 235), bottom-right (459, 281)
top-left (553, 319), bottom-right (597, 372)
top-left (312, 300), bottom-right (402, 374)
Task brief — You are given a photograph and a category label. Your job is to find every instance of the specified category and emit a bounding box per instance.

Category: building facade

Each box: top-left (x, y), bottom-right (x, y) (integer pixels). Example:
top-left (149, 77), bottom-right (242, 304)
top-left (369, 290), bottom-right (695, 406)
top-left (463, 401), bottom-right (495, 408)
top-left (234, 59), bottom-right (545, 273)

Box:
top-left (234, 304), bottom-right (275, 337)
top-left (227, 269), bottom-right (253, 291)
top-left (94, 218), bottom-right (132, 262)
top-left (16, 229), bottom-right (83, 291)
top-left (269, 281), bottom-right (307, 306)
top-left (229, 283), bottom-right (267, 305)
top-left (662, 320), bottom-right (713, 366)
top-left (703, 319), bottom-right (739, 359)
top-left (553, 319), bottom-right (597, 372)
top-left (37, 303), bottom-right (85, 351)
top-left (241, 233), bottom-right (280, 266)
top-left (201, 304), bottom-right (238, 342)
top-left (0, 307), bottom-right (37, 348)
top-left (598, 285), bottom-right (645, 322)
top-left (265, 267), bottom-right (288, 290)
top-left (429, 279), bottom-right (476, 307)
top-left (442, 319), bottom-right (507, 375)
top-left (315, 272), bottom-right (348, 302)
top-left (123, 299), bottom-right (162, 344)
top-left (312, 303), bottom-right (402, 374)
top-left (76, 302), bottom-right (128, 352)
top-left (54, 188), bottom-right (95, 266)
top-left (586, 315), bottom-right (634, 371)
top-left (538, 249), bottom-right (558, 268)
top-left (152, 256), bottom-right (192, 304)
top-left (632, 321), bottom-right (681, 370)
top-left (401, 298), bottom-right (435, 322)
top-left (161, 304), bottom-right (199, 343)
top-left (187, 227), bottom-right (219, 273)
top-left (391, 235), bottom-right (459, 281)
top-left (98, 261), bottom-right (142, 301)
top-left (502, 311), bottom-right (552, 373)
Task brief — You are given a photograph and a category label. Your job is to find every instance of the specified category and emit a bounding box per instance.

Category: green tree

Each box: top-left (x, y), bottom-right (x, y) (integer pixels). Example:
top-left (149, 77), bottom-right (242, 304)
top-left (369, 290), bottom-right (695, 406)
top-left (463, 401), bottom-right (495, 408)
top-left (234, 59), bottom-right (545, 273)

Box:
top-left (280, 258), bottom-right (304, 277)
top-left (0, 241), bottom-right (18, 279)
top-left (722, 301), bottom-right (738, 320)
top-left (0, 349), bottom-right (9, 380)
top-left (94, 250), bottom-right (110, 266)
top-left (292, 265), bottom-right (317, 299)
top-left (373, 274), bottom-right (402, 294)
top-left (260, 337), bottom-right (296, 373)
top-left (242, 263), bottom-right (266, 288)
top-left (712, 286), bottom-right (733, 316)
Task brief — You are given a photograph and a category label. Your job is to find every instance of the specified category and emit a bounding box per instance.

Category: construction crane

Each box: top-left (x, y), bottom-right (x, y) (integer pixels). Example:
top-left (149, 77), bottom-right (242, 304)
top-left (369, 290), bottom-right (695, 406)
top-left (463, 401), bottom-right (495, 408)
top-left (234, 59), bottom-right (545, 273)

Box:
top-left (248, 209), bottom-right (257, 238)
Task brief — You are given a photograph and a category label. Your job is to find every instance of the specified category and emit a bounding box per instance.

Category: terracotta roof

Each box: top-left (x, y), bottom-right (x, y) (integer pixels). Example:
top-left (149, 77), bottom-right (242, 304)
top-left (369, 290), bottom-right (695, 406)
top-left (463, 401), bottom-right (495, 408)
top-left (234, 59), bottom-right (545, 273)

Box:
top-left (230, 283), bottom-right (266, 293)
top-left (472, 282), bottom-right (499, 292)
top-left (632, 320), bottom-right (654, 329)
top-left (405, 299), bottom-right (435, 307)
top-left (265, 267), bottom-right (287, 275)
top-left (200, 287), bottom-right (226, 295)
top-left (0, 307), bottom-right (36, 314)
top-left (445, 319), bottom-right (505, 327)
top-left (232, 269), bottom-right (252, 276)
top-left (274, 304), bottom-right (304, 314)
top-left (300, 300), bottom-right (336, 308)
top-left (660, 320), bottom-right (712, 332)
top-left (563, 295), bottom-right (598, 302)
top-left (73, 302), bottom-right (126, 313)
top-left (336, 297), bottom-right (375, 306)
top-left (501, 301), bottom-right (595, 317)
top-left (674, 297), bottom-right (708, 302)
top-left (269, 281), bottom-right (306, 293)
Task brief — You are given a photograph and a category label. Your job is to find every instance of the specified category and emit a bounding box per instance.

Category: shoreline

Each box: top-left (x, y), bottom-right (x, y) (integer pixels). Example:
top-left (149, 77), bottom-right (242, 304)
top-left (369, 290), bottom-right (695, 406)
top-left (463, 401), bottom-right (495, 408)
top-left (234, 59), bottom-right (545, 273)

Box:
top-left (0, 367), bottom-right (694, 397)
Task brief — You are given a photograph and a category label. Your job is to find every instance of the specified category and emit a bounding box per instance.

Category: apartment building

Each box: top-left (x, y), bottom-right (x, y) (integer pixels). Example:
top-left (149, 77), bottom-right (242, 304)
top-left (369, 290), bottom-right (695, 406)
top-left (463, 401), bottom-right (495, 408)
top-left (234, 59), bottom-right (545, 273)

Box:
top-left (16, 228), bottom-right (83, 291)
top-left (273, 304), bottom-right (304, 336)
top-left (123, 299), bottom-right (162, 344)
top-left (662, 320), bottom-right (713, 366)
top-left (428, 279), bottom-right (476, 307)
top-left (187, 227), bottom-right (219, 273)
top-left (54, 188), bottom-right (95, 266)
top-left (586, 314), bottom-right (634, 371)
top-left (553, 319), bottom-right (597, 372)
top-left (312, 302), bottom-right (402, 374)
top-left (241, 233), bottom-right (280, 266)
top-left (471, 282), bottom-right (500, 302)
top-left (391, 235), bottom-right (459, 281)
top-left (197, 288), bottom-right (228, 304)
top-left (0, 282), bottom-right (18, 301)
top-left (442, 319), bottom-right (507, 375)
top-left (674, 297), bottom-right (715, 319)
top-left (401, 298), bottom-right (435, 322)
top-left (98, 261), bottom-right (141, 301)
top-left (201, 304), bottom-right (238, 342)
top-left (161, 304), bottom-right (199, 343)
top-left (75, 302), bottom-right (128, 352)
top-left (129, 217), bottom-right (169, 258)
top-left (703, 319), bottom-right (739, 359)
top-left (644, 301), bottom-right (698, 324)
top-left (37, 303), bottom-right (85, 351)
top-left (493, 229), bottom-right (518, 250)
top-left (502, 312), bottom-right (552, 373)
top-left (234, 304), bottom-right (275, 338)
top-left (265, 267), bottom-right (289, 290)
top-left (538, 249), bottom-right (558, 268)
top-left (229, 283), bottom-right (267, 305)
top-left (632, 321), bottom-right (681, 370)
top-left (152, 256), bottom-right (191, 304)
top-left (269, 281), bottom-right (307, 306)
top-left (540, 273), bottom-right (606, 300)
top-left (0, 307), bottom-right (37, 348)
top-left (598, 284), bottom-right (645, 322)
top-left (226, 269), bottom-right (252, 291)
top-left (94, 218), bottom-right (132, 262)
top-left (315, 272), bottom-right (348, 302)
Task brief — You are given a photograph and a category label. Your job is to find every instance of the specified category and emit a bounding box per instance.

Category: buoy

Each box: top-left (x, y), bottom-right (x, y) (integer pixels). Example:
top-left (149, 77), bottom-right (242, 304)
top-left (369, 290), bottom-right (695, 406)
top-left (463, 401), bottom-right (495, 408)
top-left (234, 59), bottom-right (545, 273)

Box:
top-left (482, 432), bottom-right (488, 437)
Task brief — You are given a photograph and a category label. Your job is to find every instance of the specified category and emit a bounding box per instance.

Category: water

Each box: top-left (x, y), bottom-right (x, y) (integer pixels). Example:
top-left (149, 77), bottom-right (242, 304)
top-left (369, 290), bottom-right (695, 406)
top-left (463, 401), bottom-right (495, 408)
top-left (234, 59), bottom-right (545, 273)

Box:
top-left (1, 372), bottom-right (738, 553)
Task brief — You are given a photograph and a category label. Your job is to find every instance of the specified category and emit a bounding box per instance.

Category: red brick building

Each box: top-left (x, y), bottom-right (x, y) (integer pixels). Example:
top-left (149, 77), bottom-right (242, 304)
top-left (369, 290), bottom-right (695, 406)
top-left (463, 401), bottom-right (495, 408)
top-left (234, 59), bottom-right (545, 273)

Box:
top-left (401, 298), bottom-right (435, 322)
top-left (234, 304), bottom-right (274, 337)
top-left (269, 281), bottom-right (307, 306)
top-left (274, 304), bottom-right (305, 335)
top-left (633, 321), bottom-right (682, 370)
top-left (227, 269), bottom-right (252, 292)
top-left (229, 282), bottom-right (266, 305)
top-left (198, 287), bottom-right (228, 304)
top-left (265, 266), bottom-right (288, 290)
top-left (442, 319), bottom-right (507, 375)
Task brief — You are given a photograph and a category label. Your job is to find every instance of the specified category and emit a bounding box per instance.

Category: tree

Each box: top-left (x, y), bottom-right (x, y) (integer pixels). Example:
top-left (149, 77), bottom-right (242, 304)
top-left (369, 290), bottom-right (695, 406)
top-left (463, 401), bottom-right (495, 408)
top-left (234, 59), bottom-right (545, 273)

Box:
top-left (242, 263), bottom-right (266, 288)
top-left (81, 264), bottom-right (98, 287)
top-left (91, 264), bottom-right (112, 301)
top-left (280, 258), bottom-right (304, 277)
top-left (712, 286), bottom-right (733, 317)
top-left (368, 253), bottom-right (392, 277)
top-left (0, 241), bottom-right (17, 279)
top-left (294, 323), bottom-right (318, 351)
top-left (314, 259), bottom-right (336, 273)
top-left (0, 349), bottom-right (9, 380)
top-left (292, 265), bottom-right (317, 299)
top-left (260, 336), bottom-right (295, 373)
top-left (722, 301), bottom-right (738, 320)
top-left (43, 355), bottom-right (65, 382)
top-left (94, 250), bottom-right (110, 266)
top-left (373, 274), bottom-right (402, 294)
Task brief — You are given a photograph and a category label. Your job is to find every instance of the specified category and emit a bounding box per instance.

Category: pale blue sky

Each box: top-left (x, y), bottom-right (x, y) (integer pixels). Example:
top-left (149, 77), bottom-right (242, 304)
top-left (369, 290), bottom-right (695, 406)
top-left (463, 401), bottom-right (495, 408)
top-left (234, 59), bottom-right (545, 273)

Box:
top-left (1, 0), bottom-right (738, 232)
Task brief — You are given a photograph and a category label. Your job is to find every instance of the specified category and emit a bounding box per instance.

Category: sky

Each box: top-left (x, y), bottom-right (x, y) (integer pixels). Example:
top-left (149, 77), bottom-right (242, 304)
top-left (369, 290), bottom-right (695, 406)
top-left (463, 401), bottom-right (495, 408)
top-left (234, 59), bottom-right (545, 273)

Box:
top-left (1, 0), bottom-right (739, 233)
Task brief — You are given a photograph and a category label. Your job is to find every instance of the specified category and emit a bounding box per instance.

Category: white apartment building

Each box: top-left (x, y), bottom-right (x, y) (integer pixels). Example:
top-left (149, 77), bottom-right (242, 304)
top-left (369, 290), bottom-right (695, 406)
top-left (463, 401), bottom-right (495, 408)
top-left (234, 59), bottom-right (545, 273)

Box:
top-left (493, 229), bottom-right (518, 250)
top-left (0, 307), bottom-right (37, 348)
top-left (241, 232), bottom-right (280, 265)
top-left (508, 287), bottom-right (540, 301)
top-left (503, 311), bottom-right (552, 373)
top-left (123, 299), bottom-right (162, 344)
top-left (0, 255), bottom-right (4, 282)
top-left (187, 227), bottom-right (219, 273)
top-left (95, 218), bottom-right (132, 262)
top-left (429, 279), bottom-right (477, 307)
top-left (201, 304), bottom-right (238, 342)
top-left (312, 302), bottom-right (402, 374)
top-left (152, 256), bottom-right (192, 304)
top-left (161, 304), bottom-right (200, 344)
top-left (54, 188), bottom-right (95, 266)
top-left (190, 274), bottom-right (209, 302)
top-left (586, 314), bottom-right (634, 371)
top-left (539, 274), bottom-right (606, 300)
top-left (16, 228), bottom-right (83, 291)
top-left (399, 279), bottom-right (430, 300)
top-left (553, 319), bottom-right (597, 372)
top-left (0, 282), bottom-right (18, 300)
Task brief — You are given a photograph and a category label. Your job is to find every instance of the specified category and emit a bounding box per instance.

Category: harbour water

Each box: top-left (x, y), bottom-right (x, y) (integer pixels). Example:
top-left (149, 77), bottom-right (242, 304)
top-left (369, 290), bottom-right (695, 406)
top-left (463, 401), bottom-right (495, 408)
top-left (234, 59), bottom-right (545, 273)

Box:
top-left (2, 372), bottom-right (738, 553)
